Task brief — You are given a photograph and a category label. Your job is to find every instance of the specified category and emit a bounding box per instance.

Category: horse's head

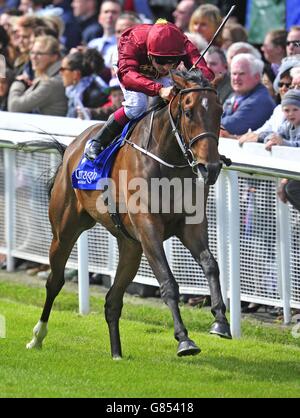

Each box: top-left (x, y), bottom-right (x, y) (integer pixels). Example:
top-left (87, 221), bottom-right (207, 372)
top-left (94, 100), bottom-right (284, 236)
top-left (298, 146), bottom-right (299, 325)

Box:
top-left (170, 70), bottom-right (223, 185)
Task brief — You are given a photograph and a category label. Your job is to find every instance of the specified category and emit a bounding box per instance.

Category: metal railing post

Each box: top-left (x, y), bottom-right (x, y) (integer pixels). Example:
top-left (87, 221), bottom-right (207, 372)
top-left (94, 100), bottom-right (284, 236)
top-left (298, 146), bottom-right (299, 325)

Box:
top-left (77, 231), bottom-right (90, 315)
top-left (216, 171), bottom-right (229, 308)
top-left (108, 234), bottom-right (117, 285)
top-left (164, 238), bottom-right (173, 266)
top-left (226, 171), bottom-right (241, 338)
top-left (4, 148), bottom-right (15, 272)
top-left (277, 193), bottom-right (291, 324)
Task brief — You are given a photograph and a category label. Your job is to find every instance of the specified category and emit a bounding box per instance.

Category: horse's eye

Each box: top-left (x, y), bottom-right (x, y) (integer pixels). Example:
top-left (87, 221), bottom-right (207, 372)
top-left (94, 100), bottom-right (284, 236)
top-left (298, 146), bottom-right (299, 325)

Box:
top-left (185, 109), bottom-right (192, 119)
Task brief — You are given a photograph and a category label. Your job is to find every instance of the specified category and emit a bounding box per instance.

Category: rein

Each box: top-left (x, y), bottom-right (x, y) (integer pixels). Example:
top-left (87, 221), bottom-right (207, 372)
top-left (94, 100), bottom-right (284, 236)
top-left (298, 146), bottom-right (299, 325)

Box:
top-left (124, 135), bottom-right (188, 169)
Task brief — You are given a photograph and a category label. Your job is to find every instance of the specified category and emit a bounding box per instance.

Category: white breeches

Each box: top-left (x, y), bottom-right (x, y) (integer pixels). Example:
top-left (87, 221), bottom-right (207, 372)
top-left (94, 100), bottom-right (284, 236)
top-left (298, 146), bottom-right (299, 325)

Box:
top-left (119, 76), bottom-right (173, 120)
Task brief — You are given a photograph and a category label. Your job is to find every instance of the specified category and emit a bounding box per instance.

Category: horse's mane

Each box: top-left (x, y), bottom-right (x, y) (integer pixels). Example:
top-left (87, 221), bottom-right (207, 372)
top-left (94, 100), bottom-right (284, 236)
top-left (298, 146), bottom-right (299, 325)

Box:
top-left (149, 69), bottom-right (211, 117)
top-left (171, 69), bottom-right (211, 88)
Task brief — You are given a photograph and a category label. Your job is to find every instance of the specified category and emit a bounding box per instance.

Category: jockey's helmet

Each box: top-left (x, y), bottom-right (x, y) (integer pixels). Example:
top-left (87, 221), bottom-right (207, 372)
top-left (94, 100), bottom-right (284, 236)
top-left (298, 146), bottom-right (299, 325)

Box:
top-left (147, 20), bottom-right (187, 58)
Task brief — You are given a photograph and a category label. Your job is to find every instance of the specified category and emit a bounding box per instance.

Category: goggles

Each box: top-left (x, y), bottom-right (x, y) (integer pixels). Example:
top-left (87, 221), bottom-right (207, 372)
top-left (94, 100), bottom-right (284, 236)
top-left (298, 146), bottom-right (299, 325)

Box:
top-left (152, 55), bottom-right (182, 66)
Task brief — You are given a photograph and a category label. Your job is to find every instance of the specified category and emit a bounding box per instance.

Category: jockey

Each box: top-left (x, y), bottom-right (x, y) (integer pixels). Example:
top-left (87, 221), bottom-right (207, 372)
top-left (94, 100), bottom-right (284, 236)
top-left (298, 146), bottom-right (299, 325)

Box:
top-left (85, 19), bottom-right (215, 161)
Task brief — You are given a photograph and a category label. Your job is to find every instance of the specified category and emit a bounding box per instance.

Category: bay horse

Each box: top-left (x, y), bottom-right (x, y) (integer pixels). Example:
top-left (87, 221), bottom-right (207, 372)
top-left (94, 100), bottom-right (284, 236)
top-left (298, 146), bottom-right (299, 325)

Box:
top-left (26, 70), bottom-right (232, 358)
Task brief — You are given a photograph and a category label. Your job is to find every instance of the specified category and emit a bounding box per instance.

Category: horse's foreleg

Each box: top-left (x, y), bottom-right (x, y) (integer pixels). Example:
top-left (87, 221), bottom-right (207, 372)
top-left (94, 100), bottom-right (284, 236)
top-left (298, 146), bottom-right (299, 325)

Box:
top-left (199, 249), bottom-right (231, 338)
top-left (105, 239), bottom-right (143, 359)
top-left (137, 221), bottom-right (200, 357)
top-left (27, 208), bottom-right (95, 350)
top-left (177, 223), bottom-right (232, 339)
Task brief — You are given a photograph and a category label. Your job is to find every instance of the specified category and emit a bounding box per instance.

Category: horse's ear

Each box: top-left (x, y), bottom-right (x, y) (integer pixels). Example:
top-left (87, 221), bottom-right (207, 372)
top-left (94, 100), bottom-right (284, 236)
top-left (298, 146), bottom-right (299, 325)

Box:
top-left (211, 74), bottom-right (223, 89)
top-left (170, 70), bottom-right (188, 91)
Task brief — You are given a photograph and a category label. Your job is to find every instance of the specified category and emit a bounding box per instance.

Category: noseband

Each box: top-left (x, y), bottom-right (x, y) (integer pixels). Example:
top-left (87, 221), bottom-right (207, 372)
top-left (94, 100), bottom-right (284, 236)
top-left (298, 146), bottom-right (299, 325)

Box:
top-left (168, 87), bottom-right (219, 171)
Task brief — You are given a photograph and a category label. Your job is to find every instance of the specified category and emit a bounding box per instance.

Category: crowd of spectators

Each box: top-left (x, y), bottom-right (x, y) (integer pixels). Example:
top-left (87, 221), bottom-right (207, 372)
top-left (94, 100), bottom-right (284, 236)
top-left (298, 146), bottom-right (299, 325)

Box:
top-left (0, 0), bottom-right (300, 317)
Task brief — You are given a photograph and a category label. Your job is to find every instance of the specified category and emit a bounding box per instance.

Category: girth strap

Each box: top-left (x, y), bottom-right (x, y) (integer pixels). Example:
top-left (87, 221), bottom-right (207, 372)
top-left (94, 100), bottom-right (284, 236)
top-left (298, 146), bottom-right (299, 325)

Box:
top-left (109, 211), bottom-right (138, 242)
top-left (103, 187), bottom-right (138, 242)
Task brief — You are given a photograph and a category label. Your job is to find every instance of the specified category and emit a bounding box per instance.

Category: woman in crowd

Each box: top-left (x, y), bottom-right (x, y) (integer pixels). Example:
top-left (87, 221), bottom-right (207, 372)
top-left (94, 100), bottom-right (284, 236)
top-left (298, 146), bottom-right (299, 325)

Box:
top-left (8, 35), bottom-right (67, 116)
top-left (188, 4), bottom-right (223, 47)
top-left (60, 48), bottom-right (109, 119)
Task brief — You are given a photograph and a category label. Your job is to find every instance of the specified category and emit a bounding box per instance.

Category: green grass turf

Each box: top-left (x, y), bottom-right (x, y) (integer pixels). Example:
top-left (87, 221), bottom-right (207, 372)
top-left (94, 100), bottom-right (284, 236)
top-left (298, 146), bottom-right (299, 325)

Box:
top-left (0, 279), bottom-right (300, 398)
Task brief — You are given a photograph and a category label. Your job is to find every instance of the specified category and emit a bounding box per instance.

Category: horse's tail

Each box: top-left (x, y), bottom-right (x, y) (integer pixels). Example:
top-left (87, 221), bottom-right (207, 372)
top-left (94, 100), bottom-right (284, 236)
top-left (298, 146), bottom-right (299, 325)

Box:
top-left (17, 138), bottom-right (68, 199)
top-left (43, 139), bottom-right (68, 199)
top-left (17, 138), bottom-right (67, 157)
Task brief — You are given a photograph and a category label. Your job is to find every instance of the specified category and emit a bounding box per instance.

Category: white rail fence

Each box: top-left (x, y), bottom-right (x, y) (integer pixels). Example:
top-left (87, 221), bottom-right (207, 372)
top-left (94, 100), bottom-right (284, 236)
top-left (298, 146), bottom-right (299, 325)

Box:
top-left (1, 111), bottom-right (300, 338)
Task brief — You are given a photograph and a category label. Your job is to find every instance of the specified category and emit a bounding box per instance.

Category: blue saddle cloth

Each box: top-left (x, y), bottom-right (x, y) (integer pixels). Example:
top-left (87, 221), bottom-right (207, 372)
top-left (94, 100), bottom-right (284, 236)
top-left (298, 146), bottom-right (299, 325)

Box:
top-left (72, 120), bottom-right (135, 191)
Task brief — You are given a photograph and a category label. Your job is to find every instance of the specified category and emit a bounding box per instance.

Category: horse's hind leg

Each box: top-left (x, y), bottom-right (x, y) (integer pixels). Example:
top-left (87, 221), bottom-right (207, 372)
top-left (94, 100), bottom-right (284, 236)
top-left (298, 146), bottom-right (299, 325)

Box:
top-left (27, 202), bottom-right (95, 350)
top-left (177, 223), bottom-right (232, 339)
top-left (105, 238), bottom-right (142, 359)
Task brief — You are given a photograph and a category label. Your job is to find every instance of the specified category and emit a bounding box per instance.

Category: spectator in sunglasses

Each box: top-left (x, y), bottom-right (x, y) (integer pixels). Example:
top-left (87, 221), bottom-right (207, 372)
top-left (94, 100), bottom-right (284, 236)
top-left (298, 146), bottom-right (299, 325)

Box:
top-left (84, 19), bottom-right (214, 161)
top-left (273, 56), bottom-right (300, 92)
top-left (60, 48), bottom-right (109, 119)
top-left (286, 26), bottom-right (300, 56)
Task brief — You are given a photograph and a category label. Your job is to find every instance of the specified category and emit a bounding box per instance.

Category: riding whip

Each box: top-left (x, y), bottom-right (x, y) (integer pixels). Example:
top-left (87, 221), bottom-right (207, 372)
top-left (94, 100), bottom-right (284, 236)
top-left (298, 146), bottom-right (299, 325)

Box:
top-left (189, 4), bottom-right (237, 72)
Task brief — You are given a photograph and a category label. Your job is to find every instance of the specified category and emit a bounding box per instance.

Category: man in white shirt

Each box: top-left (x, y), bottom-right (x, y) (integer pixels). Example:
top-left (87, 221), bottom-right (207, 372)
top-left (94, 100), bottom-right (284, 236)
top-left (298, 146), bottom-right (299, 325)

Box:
top-left (88, 0), bottom-right (121, 69)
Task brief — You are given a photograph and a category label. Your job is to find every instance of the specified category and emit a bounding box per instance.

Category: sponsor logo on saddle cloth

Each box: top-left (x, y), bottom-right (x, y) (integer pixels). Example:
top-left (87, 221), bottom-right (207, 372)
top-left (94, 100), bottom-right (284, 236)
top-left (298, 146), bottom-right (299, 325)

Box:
top-left (75, 167), bottom-right (98, 184)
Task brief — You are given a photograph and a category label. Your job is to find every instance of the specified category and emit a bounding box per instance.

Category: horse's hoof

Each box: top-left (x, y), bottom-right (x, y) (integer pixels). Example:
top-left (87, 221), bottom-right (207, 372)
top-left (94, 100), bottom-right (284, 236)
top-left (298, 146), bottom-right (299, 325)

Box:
top-left (26, 321), bottom-right (48, 350)
top-left (112, 356), bottom-right (122, 361)
top-left (177, 340), bottom-right (201, 357)
top-left (210, 322), bottom-right (232, 339)
top-left (26, 338), bottom-right (43, 350)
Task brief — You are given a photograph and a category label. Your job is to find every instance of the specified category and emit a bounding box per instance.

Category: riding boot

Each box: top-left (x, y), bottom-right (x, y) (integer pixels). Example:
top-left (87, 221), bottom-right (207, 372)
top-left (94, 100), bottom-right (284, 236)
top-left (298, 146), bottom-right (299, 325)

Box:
top-left (85, 114), bottom-right (124, 161)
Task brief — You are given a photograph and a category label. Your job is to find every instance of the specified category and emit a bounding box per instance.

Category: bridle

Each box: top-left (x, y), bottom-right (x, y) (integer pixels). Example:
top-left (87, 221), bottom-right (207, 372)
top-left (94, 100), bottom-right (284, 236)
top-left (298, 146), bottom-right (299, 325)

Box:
top-left (168, 86), bottom-right (220, 172)
top-left (125, 85), bottom-right (229, 174)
